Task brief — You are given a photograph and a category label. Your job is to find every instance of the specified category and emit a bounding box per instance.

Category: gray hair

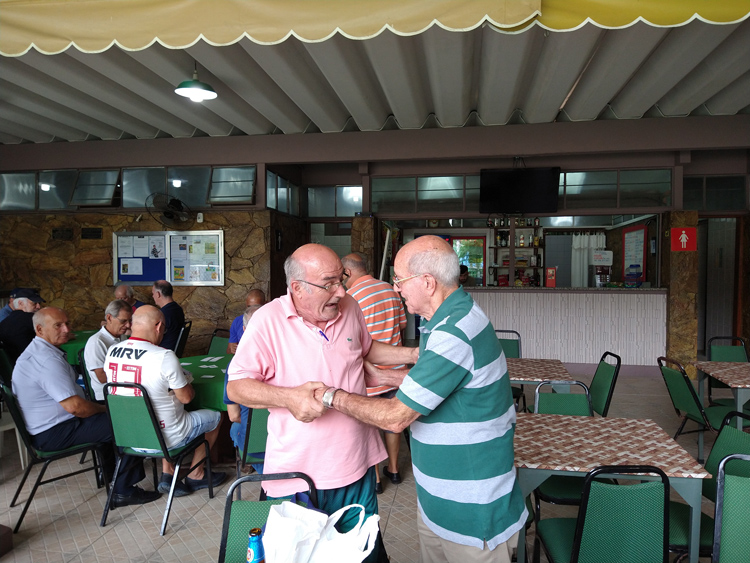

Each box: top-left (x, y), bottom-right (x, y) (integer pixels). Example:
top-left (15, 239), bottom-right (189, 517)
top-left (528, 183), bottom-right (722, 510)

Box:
top-left (341, 252), bottom-right (367, 272)
top-left (407, 246), bottom-right (460, 287)
top-left (105, 299), bottom-right (131, 319)
top-left (242, 304), bottom-right (263, 329)
top-left (284, 254), bottom-right (308, 290)
top-left (115, 283), bottom-right (134, 298)
top-left (12, 297), bottom-right (30, 309)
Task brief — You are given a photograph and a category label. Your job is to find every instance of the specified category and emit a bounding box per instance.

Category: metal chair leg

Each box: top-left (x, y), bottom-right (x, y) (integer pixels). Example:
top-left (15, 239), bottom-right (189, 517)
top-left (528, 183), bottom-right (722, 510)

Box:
top-left (14, 460), bottom-right (51, 533)
top-left (160, 457), bottom-right (183, 535)
top-left (100, 454), bottom-right (124, 527)
top-left (10, 459), bottom-right (35, 507)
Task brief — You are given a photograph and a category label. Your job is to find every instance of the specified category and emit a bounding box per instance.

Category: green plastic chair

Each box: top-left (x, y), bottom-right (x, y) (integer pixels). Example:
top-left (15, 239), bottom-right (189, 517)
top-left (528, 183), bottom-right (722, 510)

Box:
top-left (706, 336), bottom-right (748, 407)
top-left (534, 380), bottom-right (593, 416)
top-left (101, 381), bottom-right (212, 536)
top-left (712, 453), bottom-right (750, 563)
top-left (588, 351), bottom-right (621, 417)
top-left (234, 407), bottom-right (269, 500)
top-left (496, 329), bottom-right (526, 411)
top-left (208, 328), bottom-right (230, 356)
top-left (0, 343), bottom-right (13, 386)
top-left (218, 472), bottom-right (317, 563)
top-left (174, 320), bottom-right (192, 358)
top-left (536, 465), bottom-right (670, 563)
top-left (668, 411), bottom-right (750, 561)
top-left (657, 357), bottom-right (750, 463)
top-left (77, 348), bottom-right (97, 402)
top-left (1, 383), bottom-right (107, 533)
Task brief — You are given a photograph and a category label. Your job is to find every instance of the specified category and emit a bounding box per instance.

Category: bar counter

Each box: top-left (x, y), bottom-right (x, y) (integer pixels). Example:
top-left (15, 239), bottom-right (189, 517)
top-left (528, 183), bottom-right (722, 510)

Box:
top-left (465, 286), bottom-right (667, 365)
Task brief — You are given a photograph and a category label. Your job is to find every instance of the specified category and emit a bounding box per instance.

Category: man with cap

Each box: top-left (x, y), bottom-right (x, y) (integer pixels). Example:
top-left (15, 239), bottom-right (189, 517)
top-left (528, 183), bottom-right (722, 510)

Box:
top-left (0, 288), bottom-right (21, 323)
top-left (0, 289), bottom-right (45, 362)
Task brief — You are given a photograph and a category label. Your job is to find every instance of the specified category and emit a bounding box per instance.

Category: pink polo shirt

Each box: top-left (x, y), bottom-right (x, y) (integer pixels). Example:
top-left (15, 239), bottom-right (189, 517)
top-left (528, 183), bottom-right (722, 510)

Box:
top-left (227, 291), bottom-right (387, 496)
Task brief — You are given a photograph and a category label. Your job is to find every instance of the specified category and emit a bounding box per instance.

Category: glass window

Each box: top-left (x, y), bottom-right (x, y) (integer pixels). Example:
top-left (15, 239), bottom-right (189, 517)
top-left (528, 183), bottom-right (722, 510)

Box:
top-left (209, 166), bottom-right (255, 204)
top-left (289, 183), bottom-right (300, 216)
top-left (683, 177), bottom-right (704, 210)
top-left (39, 170), bottom-right (76, 210)
top-left (372, 177), bottom-right (416, 213)
top-left (564, 171), bottom-right (617, 209)
top-left (706, 176), bottom-right (745, 211)
top-left (308, 187), bottom-right (336, 217)
top-left (619, 169), bottom-right (671, 207)
top-left (123, 167), bottom-right (166, 208)
top-left (167, 167), bottom-right (210, 209)
top-left (336, 186), bottom-right (363, 217)
top-left (417, 176), bottom-right (463, 213)
top-left (0, 172), bottom-right (36, 210)
top-left (70, 169), bottom-right (119, 206)
top-left (465, 175), bottom-right (480, 212)
top-left (266, 170), bottom-right (277, 209)
top-left (278, 177), bottom-right (289, 213)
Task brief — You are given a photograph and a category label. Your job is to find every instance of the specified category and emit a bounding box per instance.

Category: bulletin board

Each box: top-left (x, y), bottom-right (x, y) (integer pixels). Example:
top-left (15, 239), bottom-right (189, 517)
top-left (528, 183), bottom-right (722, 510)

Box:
top-left (622, 225), bottom-right (646, 282)
top-left (113, 230), bottom-right (224, 286)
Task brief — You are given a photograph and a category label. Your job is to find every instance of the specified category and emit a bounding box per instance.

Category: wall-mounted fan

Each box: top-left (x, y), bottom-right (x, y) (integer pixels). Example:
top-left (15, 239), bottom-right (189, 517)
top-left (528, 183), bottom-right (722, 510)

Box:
top-left (145, 193), bottom-right (195, 229)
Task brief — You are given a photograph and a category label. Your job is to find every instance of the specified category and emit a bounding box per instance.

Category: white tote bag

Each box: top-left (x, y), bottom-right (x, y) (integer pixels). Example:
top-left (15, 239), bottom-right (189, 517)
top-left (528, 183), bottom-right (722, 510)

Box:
top-left (308, 504), bottom-right (380, 563)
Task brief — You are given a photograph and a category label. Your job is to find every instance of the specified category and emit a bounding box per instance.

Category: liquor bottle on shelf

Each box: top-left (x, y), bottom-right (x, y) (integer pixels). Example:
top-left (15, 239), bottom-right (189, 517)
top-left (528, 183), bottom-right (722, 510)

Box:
top-left (520, 234), bottom-right (525, 247)
top-left (534, 217), bottom-right (540, 226)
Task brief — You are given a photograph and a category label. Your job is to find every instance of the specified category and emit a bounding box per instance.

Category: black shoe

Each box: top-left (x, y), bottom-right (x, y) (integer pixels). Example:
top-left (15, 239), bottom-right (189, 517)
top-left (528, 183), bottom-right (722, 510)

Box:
top-left (186, 471), bottom-right (227, 491)
top-left (383, 467), bottom-right (402, 485)
top-left (375, 481), bottom-right (383, 495)
top-left (112, 487), bottom-right (162, 508)
top-left (158, 473), bottom-right (193, 497)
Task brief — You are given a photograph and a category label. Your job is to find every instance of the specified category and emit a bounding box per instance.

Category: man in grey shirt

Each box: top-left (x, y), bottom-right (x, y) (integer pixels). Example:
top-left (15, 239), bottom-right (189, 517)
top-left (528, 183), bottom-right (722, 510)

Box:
top-left (12, 307), bottom-right (160, 507)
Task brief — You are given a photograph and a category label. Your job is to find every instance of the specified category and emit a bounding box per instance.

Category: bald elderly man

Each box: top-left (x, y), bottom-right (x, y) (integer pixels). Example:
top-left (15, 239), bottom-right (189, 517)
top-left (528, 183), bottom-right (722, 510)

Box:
top-left (114, 284), bottom-right (145, 312)
top-left (228, 243), bottom-right (418, 563)
top-left (227, 289), bottom-right (266, 355)
top-left (105, 305), bottom-right (225, 496)
top-left (12, 307), bottom-right (158, 507)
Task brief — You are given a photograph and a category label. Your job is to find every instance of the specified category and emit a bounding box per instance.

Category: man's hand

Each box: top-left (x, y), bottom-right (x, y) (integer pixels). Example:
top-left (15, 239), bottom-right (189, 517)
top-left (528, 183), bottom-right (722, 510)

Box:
top-left (287, 381), bottom-right (328, 423)
top-left (408, 346), bottom-right (419, 365)
top-left (227, 342), bottom-right (238, 355)
top-left (364, 361), bottom-right (408, 388)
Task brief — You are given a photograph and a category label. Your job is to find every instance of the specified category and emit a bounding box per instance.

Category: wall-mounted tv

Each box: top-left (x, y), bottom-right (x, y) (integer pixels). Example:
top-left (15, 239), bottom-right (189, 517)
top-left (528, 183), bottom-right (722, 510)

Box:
top-left (479, 167), bottom-right (561, 214)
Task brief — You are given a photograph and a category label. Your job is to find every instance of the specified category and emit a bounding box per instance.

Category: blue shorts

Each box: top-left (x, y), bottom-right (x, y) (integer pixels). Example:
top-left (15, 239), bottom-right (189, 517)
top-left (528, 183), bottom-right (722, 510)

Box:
top-left (134, 409), bottom-right (221, 453)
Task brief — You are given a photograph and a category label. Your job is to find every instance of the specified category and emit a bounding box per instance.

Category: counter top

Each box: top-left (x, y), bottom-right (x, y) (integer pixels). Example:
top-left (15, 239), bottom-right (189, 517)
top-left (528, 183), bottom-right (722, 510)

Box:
top-left (465, 286), bottom-right (666, 294)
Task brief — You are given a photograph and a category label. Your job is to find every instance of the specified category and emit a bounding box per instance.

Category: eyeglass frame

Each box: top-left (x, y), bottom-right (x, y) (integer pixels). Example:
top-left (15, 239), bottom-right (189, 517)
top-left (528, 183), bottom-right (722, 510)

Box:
top-left (392, 273), bottom-right (424, 289)
top-left (295, 272), bottom-right (350, 293)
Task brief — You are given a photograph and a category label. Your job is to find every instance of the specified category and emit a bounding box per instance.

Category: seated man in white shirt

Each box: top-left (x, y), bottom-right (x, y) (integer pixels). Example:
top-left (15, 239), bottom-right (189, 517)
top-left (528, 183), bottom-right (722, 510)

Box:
top-left (104, 305), bottom-right (226, 496)
top-left (83, 299), bottom-right (132, 401)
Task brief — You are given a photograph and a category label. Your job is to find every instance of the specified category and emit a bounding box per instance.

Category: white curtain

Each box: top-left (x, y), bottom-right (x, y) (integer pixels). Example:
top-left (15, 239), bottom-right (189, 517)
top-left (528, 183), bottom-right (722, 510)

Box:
top-left (571, 233), bottom-right (606, 287)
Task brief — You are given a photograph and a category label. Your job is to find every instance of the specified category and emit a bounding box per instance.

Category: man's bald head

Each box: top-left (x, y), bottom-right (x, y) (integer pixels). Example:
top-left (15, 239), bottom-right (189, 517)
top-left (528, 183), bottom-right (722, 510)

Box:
top-left (130, 305), bottom-right (166, 345)
top-left (396, 235), bottom-right (460, 289)
top-left (32, 307), bottom-right (72, 347)
top-left (245, 289), bottom-right (266, 307)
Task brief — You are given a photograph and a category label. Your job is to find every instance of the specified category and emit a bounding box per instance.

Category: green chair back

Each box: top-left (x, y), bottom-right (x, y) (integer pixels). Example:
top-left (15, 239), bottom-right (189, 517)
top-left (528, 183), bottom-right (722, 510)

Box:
top-left (104, 383), bottom-right (167, 453)
top-left (241, 408), bottom-right (269, 463)
top-left (708, 337), bottom-right (748, 363)
top-left (208, 335), bottom-right (229, 356)
top-left (1, 383), bottom-right (37, 456)
top-left (535, 380), bottom-right (593, 417)
top-left (713, 454), bottom-right (750, 563)
top-left (175, 320), bottom-right (192, 358)
top-left (575, 466), bottom-right (669, 563)
top-left (658, 360), bottom-right (704, 421)
top-left (496, 329), bottom-right (521, 359)
top-left (218, 473), bottom-right (317, 563)
top-left (702, 412), bottom-right (750, 502)
top-left (77, 348), bottom-right (96, 401)
top-left (588, 352), bottom-right (621, 417)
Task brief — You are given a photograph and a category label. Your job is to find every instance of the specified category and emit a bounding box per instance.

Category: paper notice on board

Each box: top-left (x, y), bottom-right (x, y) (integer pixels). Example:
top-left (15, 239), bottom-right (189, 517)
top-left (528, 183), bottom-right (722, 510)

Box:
top-left (149, 237), bottom-right (165, 259)
top-left (117, 236), bottom-right (134, 258)
top-left (120, 258), bottom-right (143, 276)
top-left (173, 264), bottom-right (185, 281)
top-left (133, 236), bottom-right (149, 257)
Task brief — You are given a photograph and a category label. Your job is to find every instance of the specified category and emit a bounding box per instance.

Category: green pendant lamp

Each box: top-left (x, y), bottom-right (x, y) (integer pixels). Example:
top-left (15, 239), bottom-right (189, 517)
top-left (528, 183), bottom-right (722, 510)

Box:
top-left (175, 63), bottom-right (217, 102)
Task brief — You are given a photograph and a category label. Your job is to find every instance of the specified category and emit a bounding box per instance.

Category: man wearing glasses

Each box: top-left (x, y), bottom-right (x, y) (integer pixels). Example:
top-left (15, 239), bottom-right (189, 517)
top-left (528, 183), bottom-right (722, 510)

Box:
top-left (83, 299), bottom-right (133, 401)
top-left (227, 243), bottom-right (417, 563)
top-left (316, 235), bottom-right (527, 563)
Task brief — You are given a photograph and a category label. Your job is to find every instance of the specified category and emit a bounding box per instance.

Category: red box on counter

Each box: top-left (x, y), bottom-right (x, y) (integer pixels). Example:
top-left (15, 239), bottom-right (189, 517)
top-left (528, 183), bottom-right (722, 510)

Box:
top-left (545, 267), bottom-right (556, 288)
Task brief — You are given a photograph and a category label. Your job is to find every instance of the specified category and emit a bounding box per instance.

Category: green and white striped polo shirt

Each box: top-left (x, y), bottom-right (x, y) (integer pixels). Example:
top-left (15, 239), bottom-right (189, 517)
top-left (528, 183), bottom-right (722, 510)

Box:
top-left (397, 288), bottom-right (527, 549)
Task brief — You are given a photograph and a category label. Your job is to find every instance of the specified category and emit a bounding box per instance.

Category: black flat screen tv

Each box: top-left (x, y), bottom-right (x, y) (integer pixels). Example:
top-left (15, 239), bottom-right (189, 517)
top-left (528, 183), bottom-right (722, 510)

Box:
top-left (479, 167), bottom-right (561, 214)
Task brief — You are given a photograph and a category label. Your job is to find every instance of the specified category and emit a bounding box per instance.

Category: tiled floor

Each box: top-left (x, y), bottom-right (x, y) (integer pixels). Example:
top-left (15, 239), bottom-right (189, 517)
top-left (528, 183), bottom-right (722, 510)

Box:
top-left (0, 365), bottom-right (724, 562)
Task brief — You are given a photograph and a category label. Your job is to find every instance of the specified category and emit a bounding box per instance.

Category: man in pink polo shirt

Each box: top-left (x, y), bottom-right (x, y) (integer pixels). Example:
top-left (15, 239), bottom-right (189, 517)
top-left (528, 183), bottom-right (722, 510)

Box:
top-left (227, 244), bottom-right (416, 563)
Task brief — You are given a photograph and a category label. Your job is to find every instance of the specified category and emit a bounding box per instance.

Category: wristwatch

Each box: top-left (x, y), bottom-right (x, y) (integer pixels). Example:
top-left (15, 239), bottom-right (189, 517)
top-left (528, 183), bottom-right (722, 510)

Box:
top-left (322, 387), bottom-right (339, 409)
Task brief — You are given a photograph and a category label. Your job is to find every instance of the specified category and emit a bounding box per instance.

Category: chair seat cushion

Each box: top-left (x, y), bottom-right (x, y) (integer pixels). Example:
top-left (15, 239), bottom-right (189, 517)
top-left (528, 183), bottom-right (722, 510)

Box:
top-left (35, 442), bottom-right (100, 458)
top-left (226, 500), bottom-right (285, 562)
top-left (537, 517), bottom-right (576, 563)
top-left (537, 476), bottom-right (616, 504)
top-left (668, 500), bottom-right (714, 552)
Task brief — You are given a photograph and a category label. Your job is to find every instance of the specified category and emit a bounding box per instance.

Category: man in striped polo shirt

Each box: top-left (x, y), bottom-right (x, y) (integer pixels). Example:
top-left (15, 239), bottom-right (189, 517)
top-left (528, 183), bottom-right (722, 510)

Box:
top-left (342, 252), bottom-right (407, 493)
top-left (319, 235), bottom-right (527, 562)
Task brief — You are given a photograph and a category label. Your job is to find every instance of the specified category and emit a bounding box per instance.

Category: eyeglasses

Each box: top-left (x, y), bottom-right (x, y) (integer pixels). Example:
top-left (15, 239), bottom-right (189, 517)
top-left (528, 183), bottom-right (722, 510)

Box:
top-left (114, 316), bottom-right (132, 324)
top-left (392, 273), bottom-right (423, 289)
top-left (296, 272), bottom-right (350, 293)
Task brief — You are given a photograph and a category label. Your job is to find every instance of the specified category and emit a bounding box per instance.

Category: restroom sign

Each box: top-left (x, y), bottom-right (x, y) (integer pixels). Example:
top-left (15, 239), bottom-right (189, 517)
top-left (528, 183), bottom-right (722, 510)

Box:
top-left (671, 227), bottom-right (697, 251)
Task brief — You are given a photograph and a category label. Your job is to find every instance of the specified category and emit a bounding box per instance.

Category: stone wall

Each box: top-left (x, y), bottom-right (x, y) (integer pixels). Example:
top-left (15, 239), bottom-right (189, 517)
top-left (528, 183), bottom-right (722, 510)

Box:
top-left (0, 210), bottom-right (274, 356)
